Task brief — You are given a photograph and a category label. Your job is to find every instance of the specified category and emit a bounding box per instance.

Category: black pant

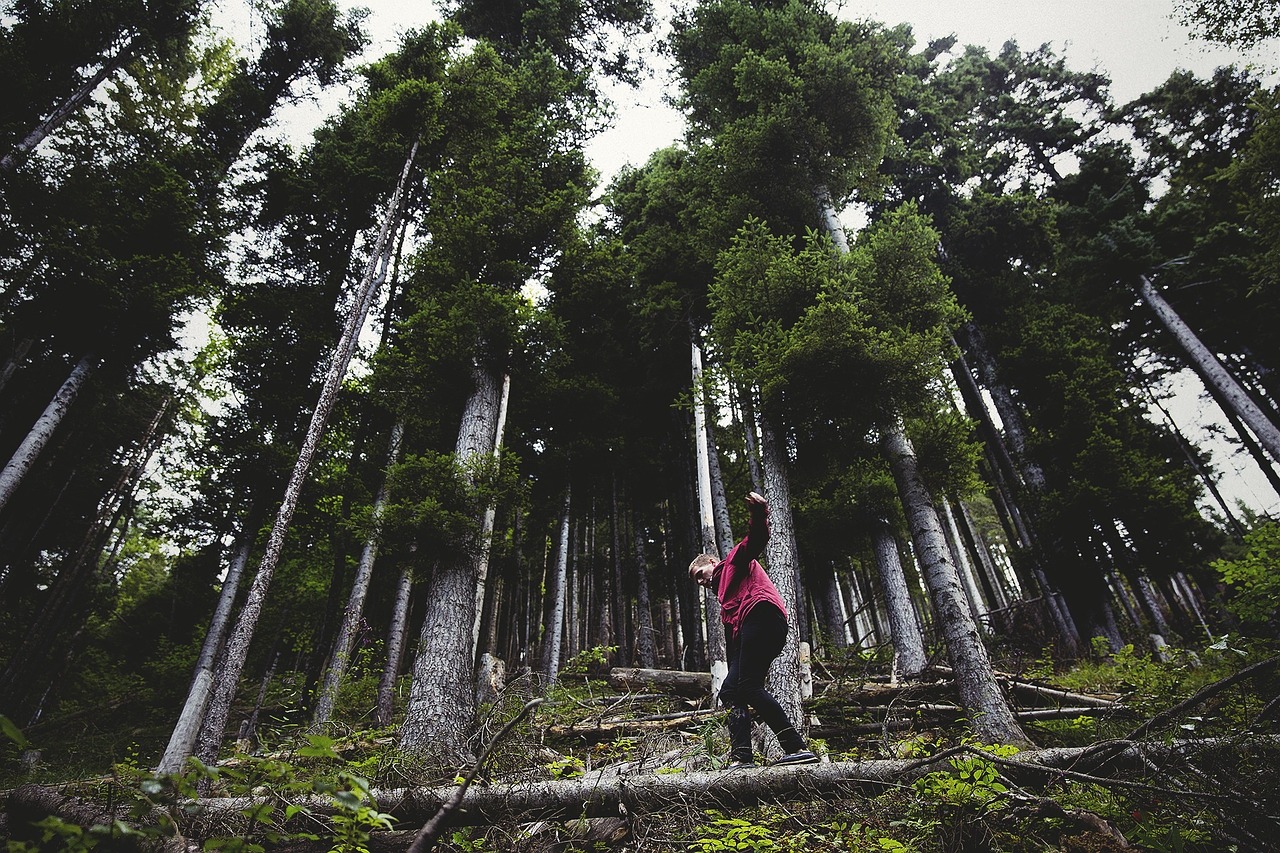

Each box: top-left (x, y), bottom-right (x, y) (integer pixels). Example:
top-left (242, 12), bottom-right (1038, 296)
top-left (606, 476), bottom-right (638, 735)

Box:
top-left (719, 602), bottom-right (804, 760)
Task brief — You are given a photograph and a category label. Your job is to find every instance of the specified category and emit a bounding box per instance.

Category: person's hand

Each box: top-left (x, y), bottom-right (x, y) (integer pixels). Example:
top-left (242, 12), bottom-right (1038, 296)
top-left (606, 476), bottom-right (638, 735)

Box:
top-left (746, 491), bottom-right (768, 512)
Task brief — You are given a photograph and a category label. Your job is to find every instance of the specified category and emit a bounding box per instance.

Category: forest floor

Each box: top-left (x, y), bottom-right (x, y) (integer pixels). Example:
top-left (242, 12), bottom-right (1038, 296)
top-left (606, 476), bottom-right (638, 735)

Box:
top-left (3, 639), bottom-right (1280, 852)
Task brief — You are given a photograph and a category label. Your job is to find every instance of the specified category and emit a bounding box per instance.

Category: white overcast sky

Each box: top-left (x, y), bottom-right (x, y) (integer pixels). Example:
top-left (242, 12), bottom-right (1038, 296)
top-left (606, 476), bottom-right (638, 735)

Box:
top-left (214, 0), bottom-right (1280, 517)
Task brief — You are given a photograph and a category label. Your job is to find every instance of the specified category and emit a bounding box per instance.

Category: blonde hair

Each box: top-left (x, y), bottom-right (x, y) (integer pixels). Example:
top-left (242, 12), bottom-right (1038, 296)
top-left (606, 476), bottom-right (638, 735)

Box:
top-left (688, 553), bottom-right (718, 578)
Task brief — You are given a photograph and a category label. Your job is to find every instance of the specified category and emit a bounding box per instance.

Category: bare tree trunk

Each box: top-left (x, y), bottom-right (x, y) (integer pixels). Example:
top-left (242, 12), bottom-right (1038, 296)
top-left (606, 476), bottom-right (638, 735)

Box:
top-left (871, 520), bottom-right (928, 677)
top-left (961, 322), bottom-right (1046, 491)
top-left (0, 353), bottom-right (98, 515)
top-left (193, 142), bottom-right (417, 765)
top-left (542, 490), bottom-right (572, 680)
top-left (691, 339), bottom-right (728, 682)
top-left (157, 526), bottom-right (256, 774)
top-left (400, 355), bottom-right (502, 761)
top-left (1, 35), bottom-right (139, 174)
top-left (376, 557), bottom-right (415, 728)
top-left (633, 525), bottom-right (657, 669)
top-left (736, 383), bottom-right (765, 492)
top-left (940, 499), bottom-right (987, 622)
top-left (823, 565), bottom-right (850, 650)
top-left (1140, 275), bottom-right (1280, 464)
top-left (313, 421), bottom-right (405, 727)
top-left (882, 426), bottom-right (1032, 748)
top-left (472, 375), bottom-right (511, 658)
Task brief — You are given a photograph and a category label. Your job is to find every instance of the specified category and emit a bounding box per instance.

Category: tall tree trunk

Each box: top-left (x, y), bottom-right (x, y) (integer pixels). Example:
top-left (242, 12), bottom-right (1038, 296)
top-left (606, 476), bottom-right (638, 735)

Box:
top-left (0, 353), bottom-right (98, 516)
top-left (939, 499), bottom-right (987, 622)
top-left (399, 355), bottom-right (502, 760)
top-left (610, 478), bottom-right (632, 666)
top-left (871, 521), bottom-right (928, 677)
top-left (736, 383), bottom-right (765, 492)
top-left (691, 339), bottom-right (728, 679)
top-left (756, 413), bottom-right (804, 735)
top-left (376, 557), bottom-right (415, 728)
top-left (633, 525), bottom-right (657, 669)
top-left (541, 490), bottom-right (572, 680)
top-left (313, 421), bottom-right (405, 727)
top-left (1, 35), bottom-right (140, 174)
top-left (882, 425), bottom-right (1032, 747)
top-left (157, 525), bottom-right (256, 774)
top-left (472, 375), bottom-right (511, 658)
top-left (192, 143), bottom-right (417, 765)
top-left (1140, 275), bottom-right (1280, 465)
top-left (960, 323), bottom-right (1046, 491)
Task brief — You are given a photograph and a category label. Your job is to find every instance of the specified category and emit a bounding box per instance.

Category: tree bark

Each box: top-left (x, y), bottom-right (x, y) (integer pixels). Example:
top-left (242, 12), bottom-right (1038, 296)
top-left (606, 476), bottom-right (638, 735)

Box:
top-left (882, 425), bottom-right (1032, 748)
top-left (400, 355), bottom-right (502, 761)
top-left (691, 339), bottom-right (727, 680)
top-left (871, 520), bottom-right (928, 677)
top-left (472, 375), bottom-right (511, 658)
top-left (376, 557), bottom-right (415, 728)
top-left (0, 353), bottom-right (98, 516)
top-left (313, 421), bottom-right (405, 727)
top-left (632, 526), bottom-right (657, 669)
top-left (757, 414), bottom-right (805, 739)
top-left (541, 490), bottom-right (571, 681)
top-left (1139, 274), bottom-right (1280, 465)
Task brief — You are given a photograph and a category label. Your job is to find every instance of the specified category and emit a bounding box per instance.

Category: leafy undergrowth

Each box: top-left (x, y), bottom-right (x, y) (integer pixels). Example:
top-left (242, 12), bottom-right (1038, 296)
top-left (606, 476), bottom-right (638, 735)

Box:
top-left (3, 637), bottom-right (1279, 852)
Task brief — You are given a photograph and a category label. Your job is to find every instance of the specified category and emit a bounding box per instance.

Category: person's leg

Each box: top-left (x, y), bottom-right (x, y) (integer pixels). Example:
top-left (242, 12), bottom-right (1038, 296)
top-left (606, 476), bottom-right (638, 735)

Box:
top-left (719, 632), bottom-right (755, 764)
top-left (735, 605), bottom-right (815, 761)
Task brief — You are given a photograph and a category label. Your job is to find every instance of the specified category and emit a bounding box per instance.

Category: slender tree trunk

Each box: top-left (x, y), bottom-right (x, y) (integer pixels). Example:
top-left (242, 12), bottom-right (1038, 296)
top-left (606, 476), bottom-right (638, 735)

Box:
top-left (609, 479), bottom-right (629, 666)
top-left (633, 526), bottom-right (657, 669)
top-left (737, 383), bottom-right (765, 492)
top-left (157, 526), bottom-right (256, 774)
top-left (0, 353), bottom-right (98, 516)
top-left (940, 499), bottom-right (987, 622)
top-left (823, 565), bottom-right (850, 650)
top-left (376, 558), bottom-right (415, 728)
top-left (1140, 275), bottom-right (1280, 464)
top-left (472, 375), bottom-right (511, 658)
top-left (313, 421), bottom-right (405, 726)
top-left (1, 35), bottom-right (139, 174)
top-left (542, 490), bottom-right (572, 680)
top-left (882, 426), bottom-right (1032, 747)
top-left (961, 323), bottom-right (1046, 491)
top-left (691, 340), bottom-right (728, 678)
top-left (871, 520), bottom-right (928, 677)
top-left (193, 143), bottom-right (417, 764)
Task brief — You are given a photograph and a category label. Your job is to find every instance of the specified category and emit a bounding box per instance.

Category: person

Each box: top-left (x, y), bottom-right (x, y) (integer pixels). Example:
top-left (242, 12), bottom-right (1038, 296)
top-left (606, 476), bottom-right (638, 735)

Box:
top-left (689, 491), bottom-right (818, 768)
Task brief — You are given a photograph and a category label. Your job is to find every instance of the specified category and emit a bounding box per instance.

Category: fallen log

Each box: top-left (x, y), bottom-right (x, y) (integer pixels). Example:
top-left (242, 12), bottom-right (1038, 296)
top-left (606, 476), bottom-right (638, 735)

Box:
top-left (606, 668), bottom-right (710, 698)
top-left (8, 738), bottom-right (1276, 846)
top-left (545, 708), bottom-right (720, 741)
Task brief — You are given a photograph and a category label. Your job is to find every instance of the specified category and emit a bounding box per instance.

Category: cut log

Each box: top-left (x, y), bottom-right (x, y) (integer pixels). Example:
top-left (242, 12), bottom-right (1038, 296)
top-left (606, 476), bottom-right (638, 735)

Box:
top-left (607, 668), bottom-right (711, 698)
top-left (545, 709), bottom-right (720, 741)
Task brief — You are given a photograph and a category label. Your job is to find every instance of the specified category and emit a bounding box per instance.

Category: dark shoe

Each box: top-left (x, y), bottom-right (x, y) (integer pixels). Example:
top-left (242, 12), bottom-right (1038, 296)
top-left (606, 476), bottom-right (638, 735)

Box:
top-left (772, 750), bottom-right (819, 766)
top-left (726, 759), bottom-right (756, 769)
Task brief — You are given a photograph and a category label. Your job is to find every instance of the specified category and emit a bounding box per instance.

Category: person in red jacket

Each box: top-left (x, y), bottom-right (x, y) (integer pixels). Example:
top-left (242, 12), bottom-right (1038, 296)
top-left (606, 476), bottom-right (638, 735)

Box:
top-left (689, 491), bottom-right (818, 767)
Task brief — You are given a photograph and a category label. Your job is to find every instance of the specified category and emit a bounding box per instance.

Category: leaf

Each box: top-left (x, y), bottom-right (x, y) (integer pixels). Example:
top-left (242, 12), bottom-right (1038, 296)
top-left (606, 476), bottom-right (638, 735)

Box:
top-left (0, 715), bottom-right (31, 749)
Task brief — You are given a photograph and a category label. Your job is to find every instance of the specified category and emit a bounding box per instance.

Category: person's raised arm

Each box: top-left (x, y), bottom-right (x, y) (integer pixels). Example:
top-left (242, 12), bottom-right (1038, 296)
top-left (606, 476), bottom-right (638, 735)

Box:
top-left (736, 491), bottom-right (771, 565)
